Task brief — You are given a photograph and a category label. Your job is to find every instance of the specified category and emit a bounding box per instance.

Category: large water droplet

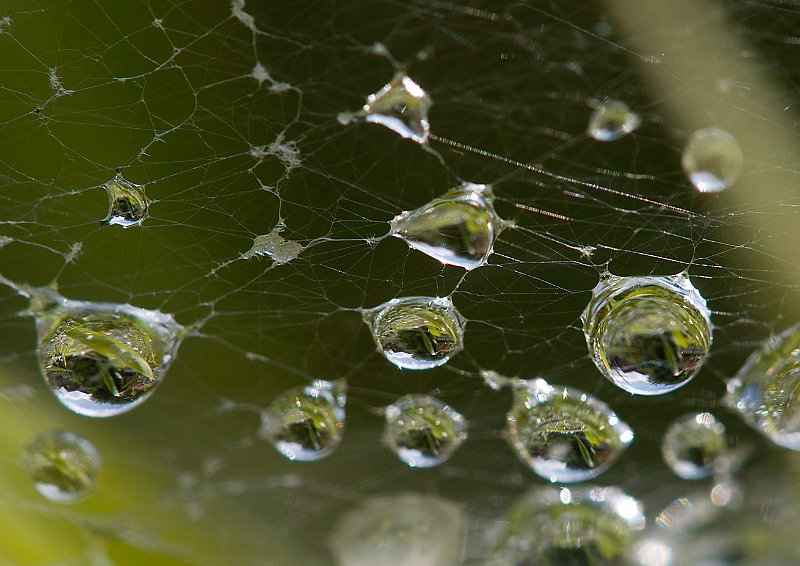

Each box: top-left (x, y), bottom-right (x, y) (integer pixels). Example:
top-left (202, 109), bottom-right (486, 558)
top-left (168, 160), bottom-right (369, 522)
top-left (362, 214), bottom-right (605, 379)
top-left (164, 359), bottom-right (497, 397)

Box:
top-left (505, 378), bottom-right (633, 483)
top-left (587, 100), bottom-right (641, 142)
top-left (364, 296), bottom-right (465, 370)
top-left (337, 73), bottom-right (431, 143)
top-left (390, 183), bottom-right (502, 270)
top-left (101, 175), bottom-right (149, 227)
top-left (22, 429), bottom-right (101, 502)
top-left (36, 290), bottom-right (184, 417)
top-left (259, 379), bottom-right (346, 461)
top-left (726, 323), bottom-right (800, 450)
top-left (582, 273), bottom-right (712, 395)
top-left (383, 394), bottom-right (467, 468)
top-left (681, 128), bottom-right (743, 193)
top-left (661, 412), bottom-right (727, 480)
top-left (331, 493), bottom-right (464, 566)
top-left (491, 486), bottom-right (645, 565)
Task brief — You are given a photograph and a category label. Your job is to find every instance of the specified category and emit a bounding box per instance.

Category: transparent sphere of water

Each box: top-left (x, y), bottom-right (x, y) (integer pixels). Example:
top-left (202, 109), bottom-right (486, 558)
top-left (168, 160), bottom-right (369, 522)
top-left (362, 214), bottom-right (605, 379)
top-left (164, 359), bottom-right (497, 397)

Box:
top-left (383, 394), bottom-right (467, 468)
top-left (101, 174), bottom-right (149, 227)
top-left (259, 379), bottom-right (346, 461)
top-left (365, 296), bottom-right (465, 370)
top-left (581, 273), bottom-right (713, 395)
top-left (505, 378), bottom-right (633, 483)
top-left (681, 127), bottom-right (743, 193)
top-left (22, 430), bottom-right (101, 502)
top-left (587, 100), bottom-right (641, 142)
top-left (661, 412), bottom-right (727, 480)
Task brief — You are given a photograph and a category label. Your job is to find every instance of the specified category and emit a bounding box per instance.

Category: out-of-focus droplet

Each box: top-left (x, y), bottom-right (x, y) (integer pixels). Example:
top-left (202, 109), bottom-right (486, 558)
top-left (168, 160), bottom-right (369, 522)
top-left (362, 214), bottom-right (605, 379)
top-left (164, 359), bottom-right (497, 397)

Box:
top-left (661, 412), bottom-right (726, 480)
top-left (582, 273), bottom-right (712, 395)
top-left (101, 175), bottom-right (149, 227)
top-left (337, 73), bottom-right (431, 143)
top-left (505, 378), bottom-right (633, 483)
top-left (383, 394), bottom-right (467, 468)
top-left (364, 296), bottom-right (465, 370)
top-left (22, 430), bottom-right (101, 502)
top-left (587, 100), bottom-right (641, 141)
top-left (259, 379), bottom-right (346, 461)
top-left (331, 493), bottom-right (464, 566)
top-left (681, 128), bottom-right (743, 193)
top-left (726, 323), bottom-right (800, 450)
top-left (390, 182), bottom-right (503, 270)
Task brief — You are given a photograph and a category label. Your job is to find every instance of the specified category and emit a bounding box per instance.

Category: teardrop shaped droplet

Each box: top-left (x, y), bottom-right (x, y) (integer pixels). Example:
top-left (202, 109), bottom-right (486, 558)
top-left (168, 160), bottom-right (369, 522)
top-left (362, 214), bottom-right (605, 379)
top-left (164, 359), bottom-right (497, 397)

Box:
top-left (726, 323), bottom-right (800, 450)
top-left (492, 485), bottom-right (645, 565)
top-left (259, 379), bottom-right (346, 461)
top-left (364, 296), bottom-right (465, 370)
top-left (101, 175), bottom-right (149, 227)
top-left (505, 379), bottom-right (633, 483)
top-left (581, 273), bottom-right (712, 395)
top-left (661, 412), bottom-right (726, 480)
top-left (337, 73), bottom-right (431, 143)
top-left (22, 429), bottom-right (101, 502)
top-left (35, 289), bottom-right (184, 417)
top-left (383, 394), bottom-right (467, 468)
top-left (587, 100), bottom-right (641, 142)
top-left (390, 183), bottom-right (502, 270)
top-left (682, 128), bottom-right (743, 193)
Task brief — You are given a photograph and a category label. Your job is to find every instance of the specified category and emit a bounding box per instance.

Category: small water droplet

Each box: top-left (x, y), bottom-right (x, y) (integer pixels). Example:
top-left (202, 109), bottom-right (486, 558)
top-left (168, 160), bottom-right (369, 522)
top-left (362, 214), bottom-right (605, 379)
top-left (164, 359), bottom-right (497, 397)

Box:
top-left (682, 128), bottom-right (743, 193)
top-left (242, 224), bottom-right (303, 264)
top-left (364, 296), bottom-right (465, 370)
top-left (259, 379), bottom-right (346, 461)
top-left (35, 290), bottom-right (184, 417)
top-left (101, 175), bottom-right (149, 228)
top-left (22, 430), bottom-right (101, 502)
top-left (505, 378), bottom-right (633, 483)
top-left (582, 273), bottom-right (712, 395)
top-left (726, 323), bottom-right (800, 450)
top-left (338, 73), bottom-right (431, 143)
top-left (587, 100), bottom-right (641, 142)
top-left (661, 412), bottom-right (726, 480)
top-left (383, 394), bottom-right (467, 468)
top-left (391, 183), bottom-right (502, 270)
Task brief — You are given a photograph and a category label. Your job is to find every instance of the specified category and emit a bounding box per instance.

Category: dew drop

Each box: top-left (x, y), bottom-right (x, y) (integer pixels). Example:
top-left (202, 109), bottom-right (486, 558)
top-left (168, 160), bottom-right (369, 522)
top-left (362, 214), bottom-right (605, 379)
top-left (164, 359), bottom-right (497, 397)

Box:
top-left (681, 127), bottom-right (743, 193)
top-left (505, 379), bottom-right (633, 483)
top-left (35, 289), bottom-right (184, 417)
top-left (582, 273), bottom-right (712, 395)
top-left (364, 296), bottom-right (465, 370)
top-left (383, 394), bottom-right (467, 468)
top-left (259, 379), bottom-right (346, 461)
top-left (101, 175), bottom-right (149, 228)
top-left (241, 223), bottom-right (303, 264)
top-left (725, 323), bottom-right (800, 450)
top-left (337, 73), bottom-right (431, 143)
top-left (390, 182), bottom-right (502, 270)
top-left (587, 100), bottom-right (641, 142)
top-left (661, 412), bottom-right (726, 480)
top-left (22, 429), bottom-right (101, 502)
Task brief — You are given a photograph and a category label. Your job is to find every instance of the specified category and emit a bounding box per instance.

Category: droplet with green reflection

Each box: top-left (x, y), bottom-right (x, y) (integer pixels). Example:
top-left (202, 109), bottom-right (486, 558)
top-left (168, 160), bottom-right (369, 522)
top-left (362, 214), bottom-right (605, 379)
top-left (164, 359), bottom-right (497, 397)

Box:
top-left (22, 429), bottom-right (101, 503)
top-left (101, 175), bottom-right (149, 228)
top-left (661, 412), bottom-right (727, 480)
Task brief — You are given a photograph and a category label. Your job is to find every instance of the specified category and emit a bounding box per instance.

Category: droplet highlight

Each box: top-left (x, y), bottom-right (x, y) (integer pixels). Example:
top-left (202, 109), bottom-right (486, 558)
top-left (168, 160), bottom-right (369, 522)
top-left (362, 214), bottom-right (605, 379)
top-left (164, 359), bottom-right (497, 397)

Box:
top-left (390, 182), bottom-right (502, 270)
top-left (22, 429), bottom-right (101, 502)
top-left (661, 412), bottom-right (727, 480)
top-left (582, 273), bottom-right (712, 395)
top-left (101, 175), bottom-right (149, 228)
top-left (505, 378), bottom-right (633, 483)
top-left (682, 127), bottom-right (743, 193)
top-left (587, 100), bottom-right (641, 142)
top-left (364, 296), bottom-right (465, 370)
top-left (259, 379), bottom-right (346, 461)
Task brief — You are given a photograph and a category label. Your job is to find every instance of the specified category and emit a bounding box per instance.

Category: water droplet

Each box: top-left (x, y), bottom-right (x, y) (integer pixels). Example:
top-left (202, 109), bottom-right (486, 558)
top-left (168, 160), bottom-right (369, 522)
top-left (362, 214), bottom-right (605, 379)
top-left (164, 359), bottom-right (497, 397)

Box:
top-left (505, 379), bottom-right (633, 483)
top-left (331, 493), bottom-right (464, 566)
top-left (36, 290), bottom-right (184, 417)
top-left (364, 296), bottom-right (465, 370)
top-left (22, 430), bottom-right (101, 502)
top-left (582, 273), bottom-right (712, 395)
top-left (241, 223), bottom-right (303, 264)
top-left (101, 175), bottom-right (149, 228)
top-left (587, 100), bottom-right (641, 142)
top-left (661, 412), bottom-right (726, 480)
top-left (492, 486), bottom-right (645, 565)
top-left (681, 128), bottom-right (743, 193)
top-left (383, 394), bottom-right (467, 468)
top-left (390, 183), bottom-right (502, 270)
top-left (338, 73), bottom-right (431, 143)
top-left (726, 323), bottom-right (800, 450)
top-left (259, 379), bottom-right (346, 461)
